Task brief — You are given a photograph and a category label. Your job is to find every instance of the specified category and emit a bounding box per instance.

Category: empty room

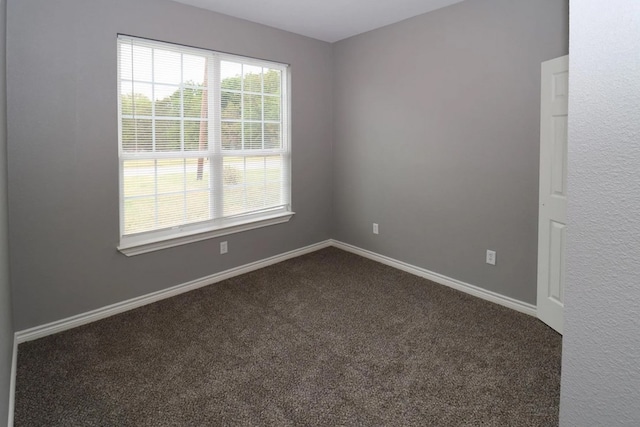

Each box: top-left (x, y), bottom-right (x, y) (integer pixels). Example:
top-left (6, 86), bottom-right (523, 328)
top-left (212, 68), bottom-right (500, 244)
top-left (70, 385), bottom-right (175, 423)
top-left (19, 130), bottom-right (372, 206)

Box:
top-left (1, 0), bottom-right (639, 425)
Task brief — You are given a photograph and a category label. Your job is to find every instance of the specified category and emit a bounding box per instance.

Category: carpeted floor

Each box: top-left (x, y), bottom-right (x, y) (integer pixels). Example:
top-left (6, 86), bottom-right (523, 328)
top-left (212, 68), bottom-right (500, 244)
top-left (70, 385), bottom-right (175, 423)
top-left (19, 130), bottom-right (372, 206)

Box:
top-left (15, 247), bottom-right (562, 426)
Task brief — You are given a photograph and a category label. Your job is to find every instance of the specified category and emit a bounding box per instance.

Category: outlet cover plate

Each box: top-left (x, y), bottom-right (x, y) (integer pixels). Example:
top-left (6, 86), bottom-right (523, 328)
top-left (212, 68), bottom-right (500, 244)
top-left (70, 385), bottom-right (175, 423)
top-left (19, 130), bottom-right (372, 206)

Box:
top-left (486, 250), bottom-right (496, 265)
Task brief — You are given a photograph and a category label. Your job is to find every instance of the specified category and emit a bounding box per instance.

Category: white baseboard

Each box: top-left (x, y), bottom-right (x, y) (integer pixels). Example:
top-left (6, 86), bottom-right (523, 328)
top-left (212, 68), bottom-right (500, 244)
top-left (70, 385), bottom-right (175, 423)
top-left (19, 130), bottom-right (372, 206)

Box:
top-left (7, 335), bottom-right (17, 427)
top-left (330, 240), bottom-right (537, 317)
top-left (15, 240), bottom-right (332, 344)
top-left (14, 237), bottom-right (535, 346)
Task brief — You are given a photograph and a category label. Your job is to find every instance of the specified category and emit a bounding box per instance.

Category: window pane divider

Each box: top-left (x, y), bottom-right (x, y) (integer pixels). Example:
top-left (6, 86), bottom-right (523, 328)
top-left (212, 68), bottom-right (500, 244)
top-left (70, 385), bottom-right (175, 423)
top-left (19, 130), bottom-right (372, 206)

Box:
top-left (124, 188), bottom-right (212, 201)
top-left (210, 56), bottom-right (223, 220)
top-left (122, 116), bottom-right (206, 121)
top-left (222, 150), bottom-right (285, 157)
top-left (121, 151), bottom-right (212, 160)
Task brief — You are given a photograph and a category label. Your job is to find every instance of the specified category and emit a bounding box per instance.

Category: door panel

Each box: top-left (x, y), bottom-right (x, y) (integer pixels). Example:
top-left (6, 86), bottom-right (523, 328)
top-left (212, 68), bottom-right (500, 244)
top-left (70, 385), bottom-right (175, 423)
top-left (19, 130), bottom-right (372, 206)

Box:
top-left (537, 55), bottom-right (568, 334)
top-left (551, 116), bottom-right (568, 197)
top-left (547, 221), bottom-right (566, 304)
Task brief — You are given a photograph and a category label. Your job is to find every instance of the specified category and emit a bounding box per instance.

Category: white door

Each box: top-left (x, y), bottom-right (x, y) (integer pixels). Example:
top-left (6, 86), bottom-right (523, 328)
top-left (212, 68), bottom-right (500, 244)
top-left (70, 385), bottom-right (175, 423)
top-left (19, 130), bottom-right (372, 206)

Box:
top-left (537, 55), bottom-right (568, 334)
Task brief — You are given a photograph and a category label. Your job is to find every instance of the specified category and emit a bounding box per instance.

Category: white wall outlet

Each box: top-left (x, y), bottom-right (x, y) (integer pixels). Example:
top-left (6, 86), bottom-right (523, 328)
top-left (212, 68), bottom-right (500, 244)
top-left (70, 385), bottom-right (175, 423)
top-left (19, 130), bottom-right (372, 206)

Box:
top-left (220, 241), bottom-right (228, 254)
top-left (373, 223), bottom-right (379, 234)
top-left (486, 250), bottom-right (496, 266)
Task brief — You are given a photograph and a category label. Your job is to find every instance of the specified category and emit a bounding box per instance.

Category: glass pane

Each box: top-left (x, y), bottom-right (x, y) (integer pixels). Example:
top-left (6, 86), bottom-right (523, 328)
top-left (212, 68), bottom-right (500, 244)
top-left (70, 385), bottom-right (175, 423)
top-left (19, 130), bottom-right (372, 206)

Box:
top-left (264, 123), bottom-right (281, 149)
top-left (243, 122), bottom-right (263, 150)
top-left (265, 156), bottom-right (282, 208)
top-left (186, 158), bottom-right (210, 191)
top-left (221, 91), bottom-right (241, 120)
top-left (246, 185), bottom-right (266, 210)
top-left (222, 122), bottom-right (241, 150)
top-left (223, 163), bottom-right (244, 187)
top-left (265, 156), bottom-right (283, 182)
top-left (154, 84), bottom-right (181, 117)
top-left (153, 49), bottom-right (181, 85)
top-left (119, 43), bottom-right (134, 81)
top-left (183, 54), bottom-right (206, 86)
top-left (186, 191), bottom-right (210, 223)
top-left (265, 181), bottom-right (282, 206)
top-left (223, 157), bottom-right (245, 216)
top-left (131, 45), bottom-right (153, 81)
top-left (120, 85), bottom-right (134, 116)
top-left (264, 69), bottom-right (281, 95)
top-left (244, 94), bottom-right (262, 120)
top-left (221, 61), bottom-right (242, 90)
top-left (123, 160), bottom-right (156, 198)
top-left (156, 159), bottom-right (185, 194)
top-left (132, 93), bottom-right (153, 117)
top-left (155, 120), bottom-right (182, 151)
top-left (245, 157), bottom-right (265, 185)
top-left (184, 121), bottom-right (207, 151)
top-left (184, 86), bottom-right (205, 118)
top-left (121, 83), bottom-right (153, 116)
top-left (243, 65), bottom-right (262, 93)
top-left (157, 193), bottom-right (185, 229)
top-left (124, 197), bottom-right (155, 235)
top-left (264, 95), bottom-right (280, 121)
top-left (122, 118), bottom-right (152, 152)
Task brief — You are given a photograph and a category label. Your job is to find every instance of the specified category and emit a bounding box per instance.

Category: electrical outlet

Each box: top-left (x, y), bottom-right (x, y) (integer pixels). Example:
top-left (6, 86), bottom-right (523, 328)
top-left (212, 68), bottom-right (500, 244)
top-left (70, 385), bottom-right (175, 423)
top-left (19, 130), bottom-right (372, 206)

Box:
top-left (486, 250), bottom-right (496, 266)
top-left (373, 223), bottom-right (379, 234)
top-left (220, 241), bottom-right (228, 254)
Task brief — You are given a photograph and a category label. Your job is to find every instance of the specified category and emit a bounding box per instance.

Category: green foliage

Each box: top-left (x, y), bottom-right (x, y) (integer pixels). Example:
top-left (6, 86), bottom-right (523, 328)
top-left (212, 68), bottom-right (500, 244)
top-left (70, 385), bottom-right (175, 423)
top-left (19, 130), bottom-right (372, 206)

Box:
top-left (121, 70), bottom-right (282, 153)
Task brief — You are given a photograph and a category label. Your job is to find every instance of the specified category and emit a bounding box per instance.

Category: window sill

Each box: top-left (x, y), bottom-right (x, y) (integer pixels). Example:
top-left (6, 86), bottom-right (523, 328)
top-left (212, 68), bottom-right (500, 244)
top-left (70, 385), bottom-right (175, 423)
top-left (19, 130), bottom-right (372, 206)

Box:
top-left (118, 211), bottom-right (295, 256)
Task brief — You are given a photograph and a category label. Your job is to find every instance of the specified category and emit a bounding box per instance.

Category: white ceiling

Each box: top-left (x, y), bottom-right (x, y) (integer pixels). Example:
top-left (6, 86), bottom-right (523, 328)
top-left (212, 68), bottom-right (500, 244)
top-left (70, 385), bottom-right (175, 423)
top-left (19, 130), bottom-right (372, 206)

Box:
top-left (171, 0), bottom-right (465, 43)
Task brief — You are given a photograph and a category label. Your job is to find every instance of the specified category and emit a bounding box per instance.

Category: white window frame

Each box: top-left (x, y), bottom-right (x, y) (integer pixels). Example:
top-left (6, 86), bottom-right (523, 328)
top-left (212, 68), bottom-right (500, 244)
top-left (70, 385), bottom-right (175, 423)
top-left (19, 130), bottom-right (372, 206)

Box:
top-left (117, 36), bottom-right (293, 256)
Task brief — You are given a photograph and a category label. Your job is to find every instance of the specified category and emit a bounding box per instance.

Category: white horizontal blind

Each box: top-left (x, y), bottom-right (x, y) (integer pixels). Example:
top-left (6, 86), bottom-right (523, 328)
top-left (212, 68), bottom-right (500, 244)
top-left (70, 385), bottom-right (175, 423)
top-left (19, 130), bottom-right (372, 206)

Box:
top-left (118, 36), bottom-right (290, 240)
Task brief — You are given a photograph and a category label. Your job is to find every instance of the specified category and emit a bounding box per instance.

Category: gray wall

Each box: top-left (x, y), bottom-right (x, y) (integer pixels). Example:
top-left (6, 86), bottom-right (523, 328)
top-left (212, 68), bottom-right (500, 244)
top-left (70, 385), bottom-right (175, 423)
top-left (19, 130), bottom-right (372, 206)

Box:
top-left (0, 0), bottom-right (14, 423)
top-left (6, 0), bottom-right (333, 331)
top-left (560, 1), bottom-right (640, 424)
top-left (332, 0), bottom-right (568, 304)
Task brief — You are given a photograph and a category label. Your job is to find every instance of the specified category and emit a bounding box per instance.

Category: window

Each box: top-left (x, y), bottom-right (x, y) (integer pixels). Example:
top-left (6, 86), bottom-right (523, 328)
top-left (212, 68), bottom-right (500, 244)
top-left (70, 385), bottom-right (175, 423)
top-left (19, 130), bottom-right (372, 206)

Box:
top-left (117, 35), bottom-right (292, 255)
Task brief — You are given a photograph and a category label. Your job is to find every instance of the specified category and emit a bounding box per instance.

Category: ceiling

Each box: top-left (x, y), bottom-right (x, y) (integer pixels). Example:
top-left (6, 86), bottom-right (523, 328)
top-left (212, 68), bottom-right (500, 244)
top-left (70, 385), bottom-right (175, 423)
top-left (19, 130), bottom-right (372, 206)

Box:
top-left (171, 0), bottom-right (465, 43)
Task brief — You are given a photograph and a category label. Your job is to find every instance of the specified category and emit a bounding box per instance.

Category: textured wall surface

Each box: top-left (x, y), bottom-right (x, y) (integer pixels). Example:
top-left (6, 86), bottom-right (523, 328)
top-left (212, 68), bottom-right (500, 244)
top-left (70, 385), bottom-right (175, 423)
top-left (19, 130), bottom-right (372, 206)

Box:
top-left (0, 0), bottom-right (15, 423)
top-left (6, 0), bottom-right (333, 330)
top-left (560, 1), bottom-right (640, 425)
top-left (332, 0), bottom-right (568, 304)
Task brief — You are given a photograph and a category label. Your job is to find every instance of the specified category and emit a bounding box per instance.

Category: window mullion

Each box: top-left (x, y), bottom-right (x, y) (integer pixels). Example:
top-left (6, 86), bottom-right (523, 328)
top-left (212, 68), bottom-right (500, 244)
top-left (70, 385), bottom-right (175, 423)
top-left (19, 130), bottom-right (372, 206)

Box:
top-left (241, 64), bottom-right (245, 151)
top-left (180, 54), bottom-right (187, 224)
top-left (118, 41), bottom-right (126, 239)
top-left (261, 68), bottom-right (265, 151)
top-left (210, 55), bottom-right (223, 220)
top-left (180, 54), bottom-right (185, 152)
top-left (261, 69), bottom-right (266, 208)
top-left (281, 70), bottom-right (290, 208)
top-left (151, 48), bottom-right (159, 227)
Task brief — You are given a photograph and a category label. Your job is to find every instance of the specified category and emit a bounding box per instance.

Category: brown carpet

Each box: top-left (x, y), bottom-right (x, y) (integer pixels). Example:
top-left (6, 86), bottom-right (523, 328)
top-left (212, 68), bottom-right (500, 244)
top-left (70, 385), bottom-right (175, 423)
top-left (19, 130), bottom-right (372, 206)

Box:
top-left (15, 247), bottom-right (561, 426)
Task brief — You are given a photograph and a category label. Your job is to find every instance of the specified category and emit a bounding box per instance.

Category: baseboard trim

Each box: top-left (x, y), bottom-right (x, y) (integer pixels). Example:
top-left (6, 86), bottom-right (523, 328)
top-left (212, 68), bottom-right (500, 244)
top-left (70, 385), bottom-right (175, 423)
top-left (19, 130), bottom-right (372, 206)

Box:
top-left (15, 240), bottom-right (332, 344)
top-left (15, 238), bottom-right (536, 344)
top-left (7, 335), bottom-right (17, 427)
top-left (330, 240), bottom-right (537, 317)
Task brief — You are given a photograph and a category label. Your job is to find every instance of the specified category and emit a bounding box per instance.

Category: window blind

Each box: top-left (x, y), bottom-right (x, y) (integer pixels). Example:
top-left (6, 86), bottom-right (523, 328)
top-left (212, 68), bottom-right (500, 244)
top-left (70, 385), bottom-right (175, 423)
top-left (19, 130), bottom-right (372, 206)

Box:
top-left (117, 36), bottom-right (290, 244)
